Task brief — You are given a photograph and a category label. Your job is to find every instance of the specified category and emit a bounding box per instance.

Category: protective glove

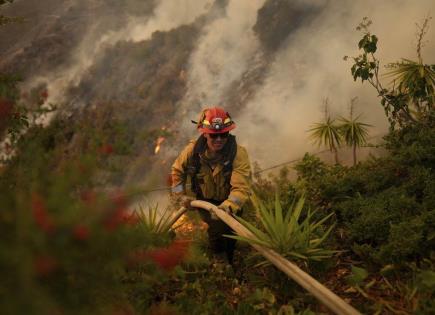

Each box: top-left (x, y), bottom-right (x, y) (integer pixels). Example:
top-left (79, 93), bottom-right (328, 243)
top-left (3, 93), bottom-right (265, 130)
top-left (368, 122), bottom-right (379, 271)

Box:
top-left (217, 199), bottom-right (240, 215)
top-left (217, 202), bottom-right (233, 214)
top-left (208, 200), bottom-right (231, 221)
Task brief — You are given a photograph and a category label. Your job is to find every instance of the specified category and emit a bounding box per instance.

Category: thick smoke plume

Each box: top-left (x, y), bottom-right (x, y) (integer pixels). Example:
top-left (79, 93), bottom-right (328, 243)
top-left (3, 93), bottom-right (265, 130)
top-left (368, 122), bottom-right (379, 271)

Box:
top-left (181, 0), bottom-right (265, 113)
top-left (174, 0), bottom-right (435, 168)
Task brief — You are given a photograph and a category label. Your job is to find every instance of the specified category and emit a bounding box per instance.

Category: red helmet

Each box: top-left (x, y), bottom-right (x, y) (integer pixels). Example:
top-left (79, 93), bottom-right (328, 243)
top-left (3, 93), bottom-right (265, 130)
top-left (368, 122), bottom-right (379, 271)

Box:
top-left (197, 107), bottom-right (236, 134)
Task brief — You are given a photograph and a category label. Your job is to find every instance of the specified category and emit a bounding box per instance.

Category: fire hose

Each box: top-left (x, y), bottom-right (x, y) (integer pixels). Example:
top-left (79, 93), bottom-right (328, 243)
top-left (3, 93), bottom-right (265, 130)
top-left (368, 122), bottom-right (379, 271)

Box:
top-left (169, 200), bottom-right (360, 315)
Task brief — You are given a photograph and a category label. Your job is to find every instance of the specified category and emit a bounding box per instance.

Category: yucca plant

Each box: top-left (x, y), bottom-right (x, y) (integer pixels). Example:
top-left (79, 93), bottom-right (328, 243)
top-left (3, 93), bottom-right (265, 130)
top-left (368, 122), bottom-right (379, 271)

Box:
top-left (385, 59), bottom-right (435, 117)
top-left (338, 98), bottom-right (372, 165)
top-left (309, 116), bottom-right (341, 164)
top-left (309, 99), bottom-right (342, 164)
top-left (228, 194), bottom-right (337, 265)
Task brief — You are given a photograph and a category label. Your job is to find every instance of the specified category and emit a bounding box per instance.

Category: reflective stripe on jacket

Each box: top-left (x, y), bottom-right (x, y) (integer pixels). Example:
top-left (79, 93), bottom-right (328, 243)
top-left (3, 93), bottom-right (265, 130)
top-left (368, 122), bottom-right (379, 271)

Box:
top-left (171, 140), bottom-right (251, 212)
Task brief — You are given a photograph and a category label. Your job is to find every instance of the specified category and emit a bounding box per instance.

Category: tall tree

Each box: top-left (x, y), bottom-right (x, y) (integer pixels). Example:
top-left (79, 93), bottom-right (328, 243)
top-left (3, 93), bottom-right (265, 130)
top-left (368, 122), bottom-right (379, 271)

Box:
top-left (338, 97), bottom-right (371, 166)
top-left (309, 99), bottom-right (341, 164)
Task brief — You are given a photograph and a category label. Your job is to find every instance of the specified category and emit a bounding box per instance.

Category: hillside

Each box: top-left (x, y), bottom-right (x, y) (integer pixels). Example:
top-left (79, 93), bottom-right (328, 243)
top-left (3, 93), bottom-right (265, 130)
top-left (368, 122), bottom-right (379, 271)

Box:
top-left (0, 0), bottom-right (434, 314)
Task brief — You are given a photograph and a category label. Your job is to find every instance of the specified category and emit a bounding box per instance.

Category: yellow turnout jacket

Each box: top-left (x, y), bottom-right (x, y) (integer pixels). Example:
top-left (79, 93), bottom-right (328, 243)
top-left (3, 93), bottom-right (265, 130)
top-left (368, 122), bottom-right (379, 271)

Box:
top-left (171, 139), bottom-right (251, 213)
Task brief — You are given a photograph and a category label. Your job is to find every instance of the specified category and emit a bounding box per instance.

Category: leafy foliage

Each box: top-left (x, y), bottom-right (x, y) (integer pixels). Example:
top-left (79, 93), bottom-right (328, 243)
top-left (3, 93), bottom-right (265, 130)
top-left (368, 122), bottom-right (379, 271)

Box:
top-left (0, 74), bottom-right (55, 149)
top-left (309, 116), bottom-right (341, 164)
top-left (296, 126), bottom-right (435, 265)
top-left (345, 265), bottom-right (369, 286)
top-left (229, 194), bottom-right (337, 264)
top-left (345, 17), bottom-right (435, 128)
top-left (337, 98), bottom-right (372, 165)
top-left (338, 115), bottom-right (370, 148)
top-left (0, 94), bottom-right (186, 314)
top-left (308, 98), bottom-right (372, 165)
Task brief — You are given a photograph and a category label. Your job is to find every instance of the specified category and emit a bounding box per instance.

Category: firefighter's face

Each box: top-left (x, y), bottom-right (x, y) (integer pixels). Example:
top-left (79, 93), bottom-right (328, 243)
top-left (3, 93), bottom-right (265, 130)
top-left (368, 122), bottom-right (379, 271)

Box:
top-left (204, 132), bottom-right (229, 153)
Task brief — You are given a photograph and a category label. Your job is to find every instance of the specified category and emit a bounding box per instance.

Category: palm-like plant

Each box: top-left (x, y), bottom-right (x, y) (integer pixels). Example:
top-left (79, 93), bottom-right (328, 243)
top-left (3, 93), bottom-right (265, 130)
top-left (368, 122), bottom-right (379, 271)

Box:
top-left (309, 99), bottom-right (341, 164)
top-left (338, 98), bottom-right (372, 165)
top-left (385, 17), bottom-right (435, 120)
top-left (309, 119), bottom-right (341, 164)
top-left (338, 116), bottom-right (371, 165)
top-left (386, 60), bottom-right (435, 116)
top-left (227, 194), bottom-right (337, 265)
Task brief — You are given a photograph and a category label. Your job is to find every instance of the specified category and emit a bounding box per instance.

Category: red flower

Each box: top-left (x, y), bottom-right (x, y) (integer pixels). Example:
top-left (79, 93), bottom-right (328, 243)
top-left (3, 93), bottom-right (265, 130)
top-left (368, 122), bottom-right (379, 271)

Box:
top-left (102, 192), bottom-right (132, 231)
top-left (146, 239), bottom-right (190, 271)
top-left (34, 255), bottom-right (58, 277)
top-left (99, 144), bottom-right (114, 155)
top-left (103, 208), bottom-right (127, 231)
top-left (124, 212), bottom-right (141, 226)
top-left (40, 90), bottom-right (49, 99)
top-left (72, 225), bottom-right (90, 241)
top-left (31, 193), bottom-right (55, 234)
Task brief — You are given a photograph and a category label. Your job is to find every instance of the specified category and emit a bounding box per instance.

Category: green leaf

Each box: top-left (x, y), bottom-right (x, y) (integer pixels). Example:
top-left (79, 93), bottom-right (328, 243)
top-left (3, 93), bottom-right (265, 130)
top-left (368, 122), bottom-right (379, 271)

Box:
top-left (346, 265), bottom-right (369, 286)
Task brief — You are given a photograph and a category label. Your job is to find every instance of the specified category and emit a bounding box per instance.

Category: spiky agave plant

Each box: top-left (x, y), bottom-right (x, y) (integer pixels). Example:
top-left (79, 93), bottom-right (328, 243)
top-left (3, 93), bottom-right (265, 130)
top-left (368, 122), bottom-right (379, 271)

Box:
top-left (228, 194), bottom-right (337, 265)
top-left (134, 203), bottom-right (185, 235)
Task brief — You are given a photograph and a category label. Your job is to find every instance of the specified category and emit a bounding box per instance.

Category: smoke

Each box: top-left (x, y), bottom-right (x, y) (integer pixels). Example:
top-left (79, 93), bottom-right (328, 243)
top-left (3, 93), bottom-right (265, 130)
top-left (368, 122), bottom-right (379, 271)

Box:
top-left (235, 0), bottom-right (435, 167)
top-left (24, 0), bottom-right (214, 106)
top-left (126, 0), bottom-right (213, 42)
top-left (3, 0), bottom-right (435, 181)
top-left (179, 0), bottom-right (266, 134)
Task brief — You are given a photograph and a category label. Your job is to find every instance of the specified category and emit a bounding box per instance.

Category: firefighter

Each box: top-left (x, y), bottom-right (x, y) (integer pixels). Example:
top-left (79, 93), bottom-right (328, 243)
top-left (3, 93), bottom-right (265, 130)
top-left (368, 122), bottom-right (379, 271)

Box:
top-left (171, 106), bottom-right (251, 264)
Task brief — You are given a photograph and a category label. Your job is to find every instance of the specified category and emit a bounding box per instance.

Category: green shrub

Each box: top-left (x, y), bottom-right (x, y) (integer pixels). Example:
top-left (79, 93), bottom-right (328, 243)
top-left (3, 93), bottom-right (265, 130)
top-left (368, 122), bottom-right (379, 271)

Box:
top-left (0, 118), bottom-right (183, 314)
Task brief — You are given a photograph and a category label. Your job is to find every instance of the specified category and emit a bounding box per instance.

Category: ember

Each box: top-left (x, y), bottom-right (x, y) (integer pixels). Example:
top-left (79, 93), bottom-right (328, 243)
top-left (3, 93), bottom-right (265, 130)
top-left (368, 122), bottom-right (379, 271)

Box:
top-left (154, 136), bottom-right (165, 154)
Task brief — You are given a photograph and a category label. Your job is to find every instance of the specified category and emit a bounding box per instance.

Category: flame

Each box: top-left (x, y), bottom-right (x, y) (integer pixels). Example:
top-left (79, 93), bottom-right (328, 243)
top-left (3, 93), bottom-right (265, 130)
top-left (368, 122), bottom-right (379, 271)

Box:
top-left (154, 136), bottom-right (165, 154)
top-left (174, 214), bottom-right (208, 237)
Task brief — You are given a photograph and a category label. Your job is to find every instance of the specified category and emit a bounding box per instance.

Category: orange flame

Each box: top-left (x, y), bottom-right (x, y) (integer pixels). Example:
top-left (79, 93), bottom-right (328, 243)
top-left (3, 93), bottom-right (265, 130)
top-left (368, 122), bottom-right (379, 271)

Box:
top-left (174, 214), bottom-right (208, 237)
top-left (154, 136), bottom-right (165, 154)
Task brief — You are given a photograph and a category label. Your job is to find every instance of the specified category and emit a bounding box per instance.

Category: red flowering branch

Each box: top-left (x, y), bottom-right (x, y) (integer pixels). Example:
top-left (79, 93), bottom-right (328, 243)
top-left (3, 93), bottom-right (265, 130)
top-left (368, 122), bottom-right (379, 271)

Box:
top-left (31, 193), bottom-right (55, 234)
